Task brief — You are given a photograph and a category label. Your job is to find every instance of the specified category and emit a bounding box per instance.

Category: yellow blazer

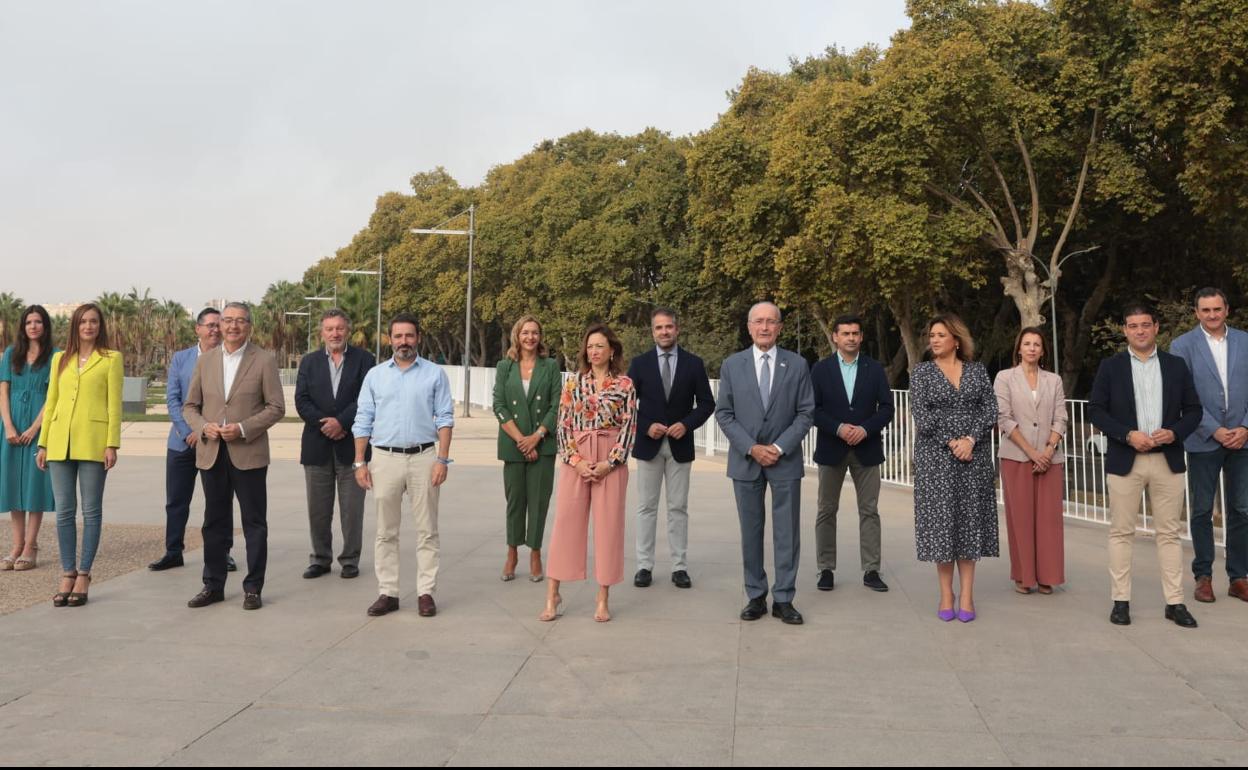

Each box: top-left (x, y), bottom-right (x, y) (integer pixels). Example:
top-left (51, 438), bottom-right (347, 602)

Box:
top-left (38, 350), bottom-right (124, 461)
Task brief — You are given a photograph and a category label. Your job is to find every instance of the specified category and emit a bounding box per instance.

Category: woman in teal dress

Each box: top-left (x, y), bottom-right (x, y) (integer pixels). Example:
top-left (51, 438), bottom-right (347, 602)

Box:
top-left (0, 305), bottom-right (56, 571)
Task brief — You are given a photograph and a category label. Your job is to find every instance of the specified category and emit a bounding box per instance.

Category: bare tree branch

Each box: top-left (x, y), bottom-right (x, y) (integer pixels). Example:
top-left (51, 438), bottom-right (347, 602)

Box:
top-left (1049, 106), bottom-right (1101, 274)
top-left (1013, 123), bottom-right (1041, 253)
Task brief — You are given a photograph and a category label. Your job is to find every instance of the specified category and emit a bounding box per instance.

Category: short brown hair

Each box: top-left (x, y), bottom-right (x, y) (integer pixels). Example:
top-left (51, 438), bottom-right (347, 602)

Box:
top-left (1012, 326), bottom-right (1049, 368)
top-left (577, 323), bottom-right (625, 376)
top-left (506, 315), bottom-right (548, 361)
top-left (926, 313), bottom-right (975, 362)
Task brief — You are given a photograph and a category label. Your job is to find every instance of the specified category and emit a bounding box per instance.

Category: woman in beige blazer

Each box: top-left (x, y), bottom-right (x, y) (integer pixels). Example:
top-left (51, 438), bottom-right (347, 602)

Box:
top-left (994, 327), bottom-right (1068, 594)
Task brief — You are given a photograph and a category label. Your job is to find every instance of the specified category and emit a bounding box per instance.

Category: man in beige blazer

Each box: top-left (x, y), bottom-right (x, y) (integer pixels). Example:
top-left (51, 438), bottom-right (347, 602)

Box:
top-left (183, 302), bottom-right (285, 610)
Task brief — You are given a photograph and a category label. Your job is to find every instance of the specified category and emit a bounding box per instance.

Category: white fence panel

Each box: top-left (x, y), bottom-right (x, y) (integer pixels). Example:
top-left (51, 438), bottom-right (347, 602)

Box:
top-left (440, 365), bottom-right (1227, 545)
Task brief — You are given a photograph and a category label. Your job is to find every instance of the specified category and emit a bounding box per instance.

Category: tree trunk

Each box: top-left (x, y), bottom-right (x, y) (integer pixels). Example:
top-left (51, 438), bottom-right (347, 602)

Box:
top-left (889, 296), bottom-right (926, 375)
top-left (999, 246), bottom-right (1046, 329)
top-left (1059, 238), bottom-right (1118, 396)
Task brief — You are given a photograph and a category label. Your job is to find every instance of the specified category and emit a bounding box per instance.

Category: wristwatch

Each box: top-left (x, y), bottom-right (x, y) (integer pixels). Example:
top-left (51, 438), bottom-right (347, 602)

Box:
top-left (351, 461), bottom-right (367, 471)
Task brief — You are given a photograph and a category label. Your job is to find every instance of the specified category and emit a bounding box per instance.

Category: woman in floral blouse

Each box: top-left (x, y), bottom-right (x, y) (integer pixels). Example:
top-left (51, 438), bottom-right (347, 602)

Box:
top-left (540, 323), bottom-right (637, 623)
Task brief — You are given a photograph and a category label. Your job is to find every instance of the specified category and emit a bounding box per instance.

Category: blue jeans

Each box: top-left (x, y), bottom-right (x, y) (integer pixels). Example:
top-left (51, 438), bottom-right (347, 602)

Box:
top-left (1187, 447), bottom-right (1248, 580)
top-left (50, 460), bottom-right (107, 573)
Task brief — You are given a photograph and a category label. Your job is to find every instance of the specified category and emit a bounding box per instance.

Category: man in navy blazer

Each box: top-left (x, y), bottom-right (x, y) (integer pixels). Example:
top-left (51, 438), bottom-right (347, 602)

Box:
top-left (1090, 301), bottom-right (1202, 628)
top-left (627, 308), bottom-right (715, 589)
top-left (149, 308), bottom-right (235, 572)
top-left (810, 314), bottom-right (894, 594)
top-left (1169, 287), bottom-right (1248, 603)
top-left (295, 309), bottom-right (376, 580)
top-left (715, 302), bottom-right (815, 625)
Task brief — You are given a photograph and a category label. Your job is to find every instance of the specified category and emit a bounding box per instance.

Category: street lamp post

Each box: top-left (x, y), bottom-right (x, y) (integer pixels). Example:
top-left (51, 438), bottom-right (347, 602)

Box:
top-left (341, 253), bottom-right (384, 361)
top-left (1027, 245), bottom-right (1101, 376)
top-left (284, 305), bottom-right (312, 357)
top-left (305, 295), bottom-right (336, 353)
top-left (412, 205), bottom-right (475, 417)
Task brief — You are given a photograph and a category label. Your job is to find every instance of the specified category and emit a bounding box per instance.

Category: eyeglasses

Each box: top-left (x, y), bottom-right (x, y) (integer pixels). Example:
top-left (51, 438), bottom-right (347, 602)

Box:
top-left (197, 322), bottom-right (221, 330)
top-left (749, 319), bottom-right (781, 327)
top-left (221, 317), bottom-right (250, 326)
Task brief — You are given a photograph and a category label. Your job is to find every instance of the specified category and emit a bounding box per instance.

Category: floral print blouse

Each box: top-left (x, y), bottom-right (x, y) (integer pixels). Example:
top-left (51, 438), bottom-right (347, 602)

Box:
top-left (557, 372), bottom-right (638, 467)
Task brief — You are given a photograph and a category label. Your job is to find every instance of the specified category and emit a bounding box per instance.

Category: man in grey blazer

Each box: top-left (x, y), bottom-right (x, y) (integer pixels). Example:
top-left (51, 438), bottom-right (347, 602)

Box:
top-left (1170, 287), bottom-right (1248, 603)
top-left (715, 302), bottom-right (815, 624)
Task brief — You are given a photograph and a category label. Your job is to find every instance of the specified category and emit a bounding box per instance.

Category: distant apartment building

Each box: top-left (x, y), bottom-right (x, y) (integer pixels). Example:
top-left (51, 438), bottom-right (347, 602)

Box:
top-left (43, 302), bottom-right (82, 319)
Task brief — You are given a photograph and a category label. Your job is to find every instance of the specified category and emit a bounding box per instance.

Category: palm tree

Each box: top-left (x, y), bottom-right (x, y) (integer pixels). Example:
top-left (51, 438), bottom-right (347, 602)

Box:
top-left (0, 292), bottom-right (24, 350)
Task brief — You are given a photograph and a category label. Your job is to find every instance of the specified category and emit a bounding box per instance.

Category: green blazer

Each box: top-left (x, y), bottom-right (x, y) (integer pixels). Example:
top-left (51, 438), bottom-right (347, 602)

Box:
top-left (493, 356), bottom-right (561, 462)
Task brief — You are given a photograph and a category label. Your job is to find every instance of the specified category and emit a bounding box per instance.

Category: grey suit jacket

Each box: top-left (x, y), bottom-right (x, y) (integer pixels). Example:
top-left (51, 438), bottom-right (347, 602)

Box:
top-left (714, 346), bottom-right (814, 481)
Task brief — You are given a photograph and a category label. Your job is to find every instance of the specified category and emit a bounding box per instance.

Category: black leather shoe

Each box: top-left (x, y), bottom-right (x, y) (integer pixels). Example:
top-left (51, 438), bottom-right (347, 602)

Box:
top-left (863, 570), bottom-right (889, 592)
top-left (226, 555), bottom-right (238, 572)
top-left (340, 565), bottom-right (360, 579)
top-left (242, 592), bottom-right (262, 610)
top-left (1165, 603), bottom-right (1198, 628)
top-left (817, 570), bottom-right (834, 591)
top-left (148, 553), bottom-right (184, 571)
top-left (188, 588), bottom-right (225, 608)
top-left (740, 597), bottom-right (767, 621)
top-left (303, 564), bottom-right (331, 579)
top-left (772, 602), bottom-right (804, 625)
top-left (634, 568), bottom-right (652, 588)
top-left (671, 570), bottom-right (692, 589)
top-left (1109, 600), bottom-right (1131, 626)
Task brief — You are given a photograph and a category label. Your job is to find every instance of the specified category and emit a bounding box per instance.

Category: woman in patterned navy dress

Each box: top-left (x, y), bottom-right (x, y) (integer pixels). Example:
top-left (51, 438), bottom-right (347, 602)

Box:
top-left (910, 314), bottom-right (998, 622)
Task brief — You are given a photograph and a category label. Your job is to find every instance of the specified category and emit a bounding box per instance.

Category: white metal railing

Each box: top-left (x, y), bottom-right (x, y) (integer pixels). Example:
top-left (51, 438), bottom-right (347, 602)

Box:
top-left (442, 365), bottom-right (1227, 545)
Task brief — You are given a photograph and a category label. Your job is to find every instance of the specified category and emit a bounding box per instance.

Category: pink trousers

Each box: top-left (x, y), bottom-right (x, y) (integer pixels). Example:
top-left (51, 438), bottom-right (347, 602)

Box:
top-left (1000, 458), bottom-right (1066, 586)
top-left (546, 429), bottom-right (628, 586)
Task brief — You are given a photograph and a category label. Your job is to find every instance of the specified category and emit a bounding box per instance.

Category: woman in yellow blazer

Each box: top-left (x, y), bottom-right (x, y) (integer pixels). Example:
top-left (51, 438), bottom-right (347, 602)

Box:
top-left (36, 303), bottom-right (123, 607)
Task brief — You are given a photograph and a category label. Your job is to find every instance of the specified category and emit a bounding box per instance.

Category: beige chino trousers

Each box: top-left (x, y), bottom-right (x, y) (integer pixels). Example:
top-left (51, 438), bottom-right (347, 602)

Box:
top-left (371, 449), bottom-right (440, 598)
top-left (1106, 452), bottom-right (1186, 605)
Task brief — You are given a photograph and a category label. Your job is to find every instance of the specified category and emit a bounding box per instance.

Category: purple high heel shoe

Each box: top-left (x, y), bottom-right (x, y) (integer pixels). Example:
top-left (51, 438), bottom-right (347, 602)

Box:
top-left (957, 606), bottom-right (976, 623)
top-left (938, 596), bottom-right (956, 622)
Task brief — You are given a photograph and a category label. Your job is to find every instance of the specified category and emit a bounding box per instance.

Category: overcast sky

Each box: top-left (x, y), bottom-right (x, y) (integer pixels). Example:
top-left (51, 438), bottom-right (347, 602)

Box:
top-left (1, 1), bottom-right (908, 310)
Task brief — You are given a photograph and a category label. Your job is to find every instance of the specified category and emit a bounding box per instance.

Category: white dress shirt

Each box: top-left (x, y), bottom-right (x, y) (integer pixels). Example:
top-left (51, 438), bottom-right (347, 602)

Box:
top-left (751, 344), bottom-right (783, 454)
top-left (223, 342), bottom-right (248, 436)
top-left (1203, 326), bottom-right (1229, 408)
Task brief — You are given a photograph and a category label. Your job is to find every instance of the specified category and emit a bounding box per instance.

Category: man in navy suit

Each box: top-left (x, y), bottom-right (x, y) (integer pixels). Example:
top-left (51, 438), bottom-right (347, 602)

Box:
top-left (627, 308), bottom-right (715, 589)
top-left (1090, 301), bottom-right (1202, 628)
top-left (715, 301), bottom-right (815, 625)
top-left (295, 309), bottom-right (376, 580)
top-left (1169, 287), bottom-right (1248, 604)
top-left (810, 314), bottom-right (894, 594)
top-left (149, 307), bottom-right (235, 572)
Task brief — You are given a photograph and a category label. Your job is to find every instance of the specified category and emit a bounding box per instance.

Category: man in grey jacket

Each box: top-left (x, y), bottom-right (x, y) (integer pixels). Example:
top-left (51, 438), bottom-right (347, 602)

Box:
top-left (715, 302), bottom-right (814, 625)
top-left (1170, 287), bottom-right (1248, 603)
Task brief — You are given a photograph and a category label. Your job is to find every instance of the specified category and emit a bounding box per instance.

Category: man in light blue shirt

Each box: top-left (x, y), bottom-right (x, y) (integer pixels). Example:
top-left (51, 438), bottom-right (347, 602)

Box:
top-left (353, 313), bottom-right (454, 618)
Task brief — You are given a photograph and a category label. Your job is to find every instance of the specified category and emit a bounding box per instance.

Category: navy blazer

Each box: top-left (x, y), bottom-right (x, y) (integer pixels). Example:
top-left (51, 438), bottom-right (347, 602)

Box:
top-left (628, 347), bottom-right (715, 463)
top-left (810, 353), bottom-right (894, 467)
top-left (1088, 350), bottom-right (1202, 476)
top-left (295, 345), bottom-right (376, 466)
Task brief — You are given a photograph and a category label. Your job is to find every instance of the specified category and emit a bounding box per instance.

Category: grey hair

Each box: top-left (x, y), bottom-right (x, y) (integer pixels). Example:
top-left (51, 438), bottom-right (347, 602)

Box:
top-left (321, 307), bottom-right (351, 327)
top-left (222, 301), bottom-right (251, 321)
top-left (748, 301), bottom-right (782, 321)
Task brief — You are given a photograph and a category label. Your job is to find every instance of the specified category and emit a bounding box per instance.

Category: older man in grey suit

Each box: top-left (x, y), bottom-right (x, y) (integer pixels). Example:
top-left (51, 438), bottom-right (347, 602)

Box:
top-left (715, 301), bottom-right (815, 625)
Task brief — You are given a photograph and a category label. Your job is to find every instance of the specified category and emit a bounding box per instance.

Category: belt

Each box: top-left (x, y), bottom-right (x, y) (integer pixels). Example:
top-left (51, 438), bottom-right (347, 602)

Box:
top-left (374, 442), bottom-right (435, 455)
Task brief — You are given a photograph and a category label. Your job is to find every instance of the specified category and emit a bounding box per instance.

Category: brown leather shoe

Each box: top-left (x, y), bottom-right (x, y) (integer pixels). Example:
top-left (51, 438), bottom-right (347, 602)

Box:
top-left (1194, 575), bottom-right (1215, 603)
top-left (417, 594), bottom-right (436, 617)
top-left (1229, 578), bottom-right (1248, 602)
top-left (367, 595), bottom-right (399, 616)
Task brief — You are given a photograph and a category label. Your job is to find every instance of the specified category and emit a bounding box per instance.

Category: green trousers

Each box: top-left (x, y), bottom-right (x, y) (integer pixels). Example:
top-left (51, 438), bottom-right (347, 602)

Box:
top-left (504, 455), bottom-right (555, 550)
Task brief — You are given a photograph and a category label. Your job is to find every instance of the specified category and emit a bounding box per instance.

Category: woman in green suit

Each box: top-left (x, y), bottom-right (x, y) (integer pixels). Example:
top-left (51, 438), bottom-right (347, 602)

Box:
top-left (493, 315), bottom-right (561, 582)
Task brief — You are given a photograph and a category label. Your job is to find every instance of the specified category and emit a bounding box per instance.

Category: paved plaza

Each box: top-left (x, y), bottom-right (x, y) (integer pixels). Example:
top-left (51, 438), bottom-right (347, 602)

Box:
top-left (2, 416), bottom-right (1248, 765)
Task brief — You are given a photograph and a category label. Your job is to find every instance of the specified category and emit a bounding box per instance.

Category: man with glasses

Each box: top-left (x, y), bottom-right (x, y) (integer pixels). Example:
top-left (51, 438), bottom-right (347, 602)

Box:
top-left (183, 302), bottom-right (286, 610)
top-left (715, 302), bottom-right (814, 625)
top-left (149, 308), bottom-right (237, 573)
top-left (1090, 302), bottom-right (1202, 628)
